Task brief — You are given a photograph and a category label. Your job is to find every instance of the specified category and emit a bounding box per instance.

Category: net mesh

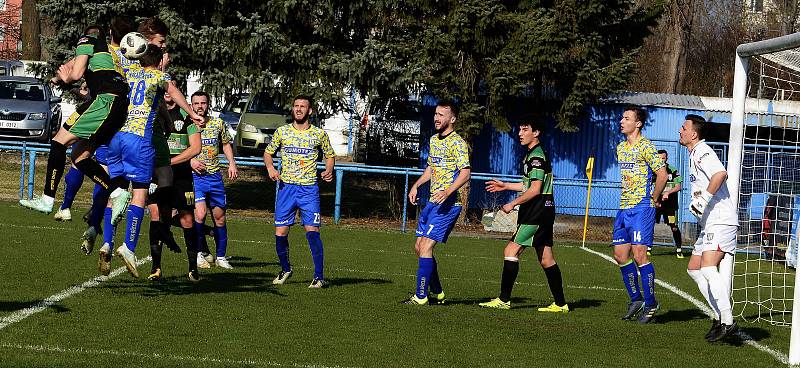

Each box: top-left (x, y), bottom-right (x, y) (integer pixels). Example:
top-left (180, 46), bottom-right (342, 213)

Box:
top-left (732, 50), bottom-right (800, 326)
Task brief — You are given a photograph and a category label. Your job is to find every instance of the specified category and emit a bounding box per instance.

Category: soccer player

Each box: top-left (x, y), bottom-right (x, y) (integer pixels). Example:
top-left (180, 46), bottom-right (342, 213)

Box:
top-left (99, 45), bottom-right (202, 278)
top-left (190, 91), bottom-right (238, 270)
top-left (479, 120), bottom-right (567, 312)
top-left (404, 100), bottom-right (471, 305)
top-left (54, 81), bottom-right (91, 222)
top-left (679, 114), bottom-right (738, 341)
top-left (654, 149), bottom-right (684, 258)
top-left (148, 91), bottom-right (202, 281)
top-left (264, 95), bottom-right (335, 288)
top-left (20, 22), bottom-right (131, 217)
top-left (613, 105), bottom-right (667, 323)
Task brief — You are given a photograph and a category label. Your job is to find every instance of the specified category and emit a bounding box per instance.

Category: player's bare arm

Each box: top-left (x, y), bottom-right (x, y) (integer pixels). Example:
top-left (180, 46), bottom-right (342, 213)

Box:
top-left (320, 157), bottom-right (335, 182)
top-left (223, 143), bottom-right (238, 180)
top-left (408, 166), bottom-right (433, 205)
top-left (263, 151), bottom-right (280, 181)
top-left (651, 166), bottom-right (667, 203)
top-left (485, 179), bottom-right (523, 193)
top-left (170, 133), bottom-right (201, 165)
top-left (501, 180), bottom-right (541, 214)
top-left (167, 82), bottom-right (203, 124)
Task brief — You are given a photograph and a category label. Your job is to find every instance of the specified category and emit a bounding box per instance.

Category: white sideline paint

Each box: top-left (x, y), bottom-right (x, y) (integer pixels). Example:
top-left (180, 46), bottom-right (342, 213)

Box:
top-left (0, 256), bottom-right (150, 331)
top-left (579, 246), bottom-right (791, 366)
top-left (0, 342), bottom-right (355, 368)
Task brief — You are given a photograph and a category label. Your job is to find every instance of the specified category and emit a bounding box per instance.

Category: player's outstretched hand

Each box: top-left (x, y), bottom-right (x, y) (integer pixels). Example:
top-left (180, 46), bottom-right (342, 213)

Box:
top-left (320, 169), bottom-right (333, 182)
top-left (56, 65), bottom-right (71, 83)
top-left (501, 203), bottom-right (515, 214)
top-left (228, 165), bottom-right (238, 180)
top-left (430, 190), bottom-right (449, 204)
top-left (486, 179), bottom-right (505, 192)
top-left (266, 166), bottom-right (281, 182)
top-left (188, 112), bottom-right (204, 125)
top-left (408, 186), bottom-right (418, 205)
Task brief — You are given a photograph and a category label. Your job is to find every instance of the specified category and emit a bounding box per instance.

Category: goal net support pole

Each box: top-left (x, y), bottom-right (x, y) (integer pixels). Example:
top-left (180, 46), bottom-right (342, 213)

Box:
top-left (732, 32), bottom-right (800, 365)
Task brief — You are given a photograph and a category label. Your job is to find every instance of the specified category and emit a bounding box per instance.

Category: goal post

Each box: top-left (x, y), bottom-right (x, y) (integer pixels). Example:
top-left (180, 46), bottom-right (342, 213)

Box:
top-left (730, 32), bottom-right (800, 365)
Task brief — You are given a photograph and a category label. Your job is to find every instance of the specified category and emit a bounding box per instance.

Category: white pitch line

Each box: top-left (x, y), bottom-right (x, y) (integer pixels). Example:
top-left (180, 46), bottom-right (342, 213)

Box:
top-left (0, 342), bottom-right (356, 368)
top-left (0, 223), bottom-right (71, 231)
top-left (579, 245), bottom-right (790, 366)
top-left (0, 256), bottom-right (150, 331)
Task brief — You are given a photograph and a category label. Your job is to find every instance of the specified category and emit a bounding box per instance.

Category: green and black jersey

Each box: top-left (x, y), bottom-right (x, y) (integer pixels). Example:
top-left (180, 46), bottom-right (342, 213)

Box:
top-left (663, 164), bottom-right (682, 209)
top-left (74, 34), bottom-right (128, 97)
top-left (517, 144), bottom-right (555, 225)
top-left (164, 105), bottom-right (198, 179)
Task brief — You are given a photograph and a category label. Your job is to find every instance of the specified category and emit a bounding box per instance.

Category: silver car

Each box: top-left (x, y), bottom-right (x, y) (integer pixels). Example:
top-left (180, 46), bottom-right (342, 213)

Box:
top-left (0, 76), bottom-right (62, 142)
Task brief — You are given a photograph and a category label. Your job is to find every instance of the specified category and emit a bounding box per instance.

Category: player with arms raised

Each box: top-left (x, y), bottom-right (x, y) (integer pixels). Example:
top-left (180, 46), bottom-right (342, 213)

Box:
top-left (613, 105), bottom-right (667, 323)
top-left (679, 114), bottom-right (738, 341)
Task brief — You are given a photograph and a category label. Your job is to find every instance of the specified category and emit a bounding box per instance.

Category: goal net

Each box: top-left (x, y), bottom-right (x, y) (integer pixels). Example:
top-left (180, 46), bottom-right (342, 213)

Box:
top-left (729, 34), bottom-right (800, 363)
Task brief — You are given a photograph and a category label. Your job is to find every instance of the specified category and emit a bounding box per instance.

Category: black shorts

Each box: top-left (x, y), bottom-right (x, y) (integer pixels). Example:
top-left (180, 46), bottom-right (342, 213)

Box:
top-left (173, 177), bottom-right (195, 211)
top-left (655, 206), bottom-right (677, 224)
top-left (511, 224), bottom-right (554, 248)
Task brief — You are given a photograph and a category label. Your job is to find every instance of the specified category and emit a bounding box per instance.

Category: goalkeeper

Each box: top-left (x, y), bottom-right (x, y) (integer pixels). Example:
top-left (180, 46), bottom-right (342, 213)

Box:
top-left (679, 114), bottom-right (738, 342)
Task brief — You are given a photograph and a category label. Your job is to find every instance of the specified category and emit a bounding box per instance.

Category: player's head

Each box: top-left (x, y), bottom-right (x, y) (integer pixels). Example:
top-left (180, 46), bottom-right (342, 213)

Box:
top-left (191, 91), bottom-right (210, 118)
top-left (109, 17), bottom-right (134, 45)
top-left (679, 114), bottom-right (706, 147)
top-left (434, 99), bottom-right (458, 133)
top-left (83, 25), bottom-right (101, 37)
top-left (517, 119), bottom-right (541, 147)
top-left (138, 44), bottom-right (164, 69)
top-left (292, 95), bottom-right (313, 124)
top-left (620, 105), bottom-right (647, 135)
top-left (138, 17), bottom-right (169, 50)
top-left (657, 149), bottom-right (668, 163)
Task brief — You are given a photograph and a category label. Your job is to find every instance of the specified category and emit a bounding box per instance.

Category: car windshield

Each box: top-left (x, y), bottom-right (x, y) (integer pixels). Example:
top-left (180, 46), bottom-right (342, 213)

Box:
top-left (247, 92), bottom-right (288, 114)
top-left (222, 93), bottom-right (249, 113)
top-left (0, 81), bottom-right (45, 101)
top-left (386, 100), bottom-right (422, 120)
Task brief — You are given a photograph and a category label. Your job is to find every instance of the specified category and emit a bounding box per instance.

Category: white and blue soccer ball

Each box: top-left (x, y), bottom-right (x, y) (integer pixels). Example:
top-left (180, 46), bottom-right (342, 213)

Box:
top-left (120, 32), bottom-right (148, 59)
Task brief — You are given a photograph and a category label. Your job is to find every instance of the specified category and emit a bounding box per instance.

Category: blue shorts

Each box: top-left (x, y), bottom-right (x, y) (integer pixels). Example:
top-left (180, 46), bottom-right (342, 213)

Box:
top-left (612, 206), bottom-right (656, 246)
top-left (416, 199), bottom-right (461, 243)
top-left (94, 144), bottom-right (109, 166)
top-left (107, 132), bottom-right (153, 185)
top-left (275, 182), bottom-right (321, 227)
top-left (193, 171), bottom-right (226, 209)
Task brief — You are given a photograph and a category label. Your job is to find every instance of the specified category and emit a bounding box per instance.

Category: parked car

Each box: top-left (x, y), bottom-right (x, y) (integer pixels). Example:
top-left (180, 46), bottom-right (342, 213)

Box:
top-left (216, 93), bottom-right (249, 131)
top-left (354, 98), bottom-right (421, 166)
top-left (0, 76), bottom-right (62, 142)
top-left (235, 92), bottom-right (290, 156)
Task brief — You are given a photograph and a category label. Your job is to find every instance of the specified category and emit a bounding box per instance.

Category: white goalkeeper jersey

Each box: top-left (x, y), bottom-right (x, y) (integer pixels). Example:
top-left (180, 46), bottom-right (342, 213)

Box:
top-left (689, 140), bottom-right (738, 227)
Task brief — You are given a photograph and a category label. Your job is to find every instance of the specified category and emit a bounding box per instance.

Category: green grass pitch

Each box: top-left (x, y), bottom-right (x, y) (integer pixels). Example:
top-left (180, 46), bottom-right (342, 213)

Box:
top-left (0, 203), bottom-right (791, 367)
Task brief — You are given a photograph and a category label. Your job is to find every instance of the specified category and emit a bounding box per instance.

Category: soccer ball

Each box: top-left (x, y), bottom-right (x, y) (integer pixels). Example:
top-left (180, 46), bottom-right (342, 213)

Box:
top-left (119, 32), bottom-right (148, 59)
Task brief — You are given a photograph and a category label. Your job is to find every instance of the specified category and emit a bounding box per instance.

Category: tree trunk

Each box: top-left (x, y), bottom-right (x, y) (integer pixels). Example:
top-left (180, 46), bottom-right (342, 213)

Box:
top-left (21, 0), bottom-right (40, 60)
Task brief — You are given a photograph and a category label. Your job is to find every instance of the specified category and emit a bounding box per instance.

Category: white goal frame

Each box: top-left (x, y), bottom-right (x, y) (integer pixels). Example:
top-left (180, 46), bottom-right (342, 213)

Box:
top-left (731, 32), bottom-right (800, 365)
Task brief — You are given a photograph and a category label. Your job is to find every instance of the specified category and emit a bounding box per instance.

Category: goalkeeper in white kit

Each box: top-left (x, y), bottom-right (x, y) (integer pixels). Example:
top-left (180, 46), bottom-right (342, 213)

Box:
top-left (679, 114), bottom-right (738, 342)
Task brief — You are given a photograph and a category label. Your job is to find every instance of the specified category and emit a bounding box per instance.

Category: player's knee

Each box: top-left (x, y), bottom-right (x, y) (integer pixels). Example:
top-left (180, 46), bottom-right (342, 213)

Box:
top-left (613, 253), bottom-right (628, 264)
top-left (700, 266), bottom-right (718, 281)
top-left (633, 253), bottom-right (648, 265)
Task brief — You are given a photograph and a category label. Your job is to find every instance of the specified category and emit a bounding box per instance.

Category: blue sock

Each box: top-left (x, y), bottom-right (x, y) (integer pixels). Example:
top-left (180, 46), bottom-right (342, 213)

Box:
top-left (429, 257), bottom-right (442, 294)
top-left (89, 184), bottom-right (110, 230)
top-left (275, 235), bottom-right (291, 272)
top-left (102, 207), bottom-right (114, 247)
top-left (416, 257), bottom-right (434, 299)
top-left (213, 225), bottom-right (228, 258)
top-left (620, 260), bottom-right (642, 302)
top-left (124, 205), bottom-right (144, 251)
top-left (639, 263), bottom-right (656, 306)
top-left (307, 231), bottom-right (324, 279)
top-left (61, 168), bottom-right (84, 210)
top-left (194, 221), bottom-right (205, 253)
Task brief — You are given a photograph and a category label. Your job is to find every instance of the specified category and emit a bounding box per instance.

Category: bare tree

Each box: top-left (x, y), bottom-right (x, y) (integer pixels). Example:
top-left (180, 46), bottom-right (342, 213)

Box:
top-left (21, 0), bottom-right (39, 60)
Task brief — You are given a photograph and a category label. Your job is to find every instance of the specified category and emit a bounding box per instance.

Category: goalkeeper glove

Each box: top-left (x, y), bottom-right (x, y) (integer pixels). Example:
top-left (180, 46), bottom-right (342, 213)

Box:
top-left (690, 189), bottom-right (713, 219)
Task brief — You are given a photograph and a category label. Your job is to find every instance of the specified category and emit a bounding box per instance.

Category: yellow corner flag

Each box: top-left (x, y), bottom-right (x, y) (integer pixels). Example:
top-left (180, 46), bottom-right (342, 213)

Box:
top-left (582, 154), bottom-right (596, 248)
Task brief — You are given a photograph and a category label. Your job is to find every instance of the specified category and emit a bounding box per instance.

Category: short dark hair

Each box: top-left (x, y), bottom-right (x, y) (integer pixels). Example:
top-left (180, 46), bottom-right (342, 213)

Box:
top-left (138, 17), bottom-right (170, 39)
top-left (293, 94), bottom-right (314, 108)
top-left (138, 44), bottom-right (163, 68)
top-left (191, 91), bottom-right (210, 102)
top-left (624, 105), bottom-right (648, 130)
top-left (657, 149), bottom-right (668, 155)
top-left (83, 25), bottom-right (101, 36)
top-left (685, 114), bottom-right (707, 140)
top-left (109, 17), bottom-right (134, 44)
top-left (518, 119), bottom-right (542, 135)
top-left (436, 99), bottom-right (459, 119)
